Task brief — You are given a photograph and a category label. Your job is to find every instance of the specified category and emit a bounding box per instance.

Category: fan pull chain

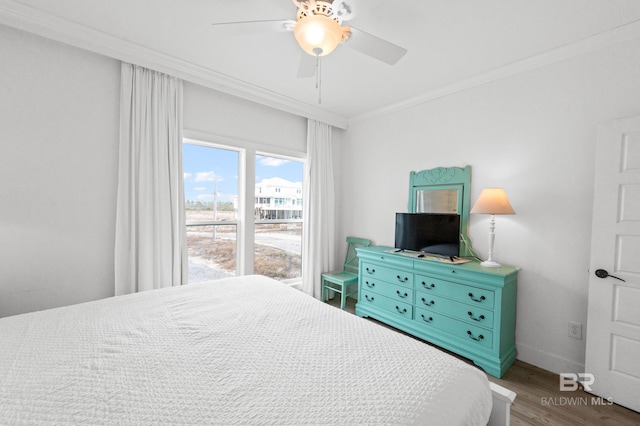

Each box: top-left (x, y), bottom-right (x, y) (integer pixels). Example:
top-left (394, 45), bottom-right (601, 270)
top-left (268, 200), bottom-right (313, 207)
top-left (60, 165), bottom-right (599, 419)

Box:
top-left (313, 47), bottom-right (322, 104)
top-left (316, 55), bottom-right (322, 104)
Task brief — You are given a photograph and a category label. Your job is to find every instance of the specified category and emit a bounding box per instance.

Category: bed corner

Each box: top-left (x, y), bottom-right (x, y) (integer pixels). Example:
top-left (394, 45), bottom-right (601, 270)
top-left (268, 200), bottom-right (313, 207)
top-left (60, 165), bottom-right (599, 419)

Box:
top-left (488, 382), bottom-right (517, 426)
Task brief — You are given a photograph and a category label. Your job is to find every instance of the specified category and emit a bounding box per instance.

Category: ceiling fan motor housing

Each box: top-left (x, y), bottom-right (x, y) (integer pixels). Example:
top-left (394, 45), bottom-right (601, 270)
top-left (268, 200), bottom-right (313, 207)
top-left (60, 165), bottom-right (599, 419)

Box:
top-left (293, 0), bottom-right (351, 56)
top-left (292, 0), bottom-right (355, 20)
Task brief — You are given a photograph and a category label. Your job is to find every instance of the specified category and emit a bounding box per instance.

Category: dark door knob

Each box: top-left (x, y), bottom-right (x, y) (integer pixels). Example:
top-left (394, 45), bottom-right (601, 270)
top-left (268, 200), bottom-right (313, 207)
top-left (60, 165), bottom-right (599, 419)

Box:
top-left (595, 269), bottom-right (626, 282)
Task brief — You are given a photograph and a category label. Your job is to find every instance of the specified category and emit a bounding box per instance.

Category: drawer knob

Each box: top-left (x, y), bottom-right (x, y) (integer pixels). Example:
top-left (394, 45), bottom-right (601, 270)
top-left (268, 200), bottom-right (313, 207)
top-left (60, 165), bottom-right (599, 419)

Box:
top-left (396, 275), bottom-right (409, 283)
top-left (421, 297), bottom-right (435, 307)
top-left (365, 295), bottom-right (375, 302)
top-left (365, 281), bottom-right (375, 288)
top-left (421, 282), bottom-right (435, 290)
top-left (467, 311), bottom-right (486, 322)
top-left (395, 306), bottom-right (407, 315)
top-left (396, 290), bottom-right (408, 299)
top-left (467, 330), bottom-right (484, 341)
top-left (366, 267), bottom-right (376, 274)
top-left (420, 314), bottom-right (433, 323)
top-left (468, 292), bottom-right (486, 303)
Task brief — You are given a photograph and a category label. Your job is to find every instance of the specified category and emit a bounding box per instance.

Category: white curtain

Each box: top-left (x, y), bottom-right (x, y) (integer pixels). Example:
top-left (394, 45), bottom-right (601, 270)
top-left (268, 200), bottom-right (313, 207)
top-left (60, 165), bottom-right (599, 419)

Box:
top-left (114, 63), bottom-right (187, 296)
top-left (302, 119), bottom-right (336, 299)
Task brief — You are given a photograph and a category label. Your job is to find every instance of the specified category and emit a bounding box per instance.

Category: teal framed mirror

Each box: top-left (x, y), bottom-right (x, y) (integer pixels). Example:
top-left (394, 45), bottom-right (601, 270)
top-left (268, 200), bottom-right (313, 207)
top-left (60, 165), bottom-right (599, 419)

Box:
top-left (408, 166), bottom-right (472, 257)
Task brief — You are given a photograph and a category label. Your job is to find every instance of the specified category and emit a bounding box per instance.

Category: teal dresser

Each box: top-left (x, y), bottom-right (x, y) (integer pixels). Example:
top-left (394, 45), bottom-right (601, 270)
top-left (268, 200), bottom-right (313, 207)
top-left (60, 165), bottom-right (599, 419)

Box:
top-left (355, 246), bottom-right (517, 378)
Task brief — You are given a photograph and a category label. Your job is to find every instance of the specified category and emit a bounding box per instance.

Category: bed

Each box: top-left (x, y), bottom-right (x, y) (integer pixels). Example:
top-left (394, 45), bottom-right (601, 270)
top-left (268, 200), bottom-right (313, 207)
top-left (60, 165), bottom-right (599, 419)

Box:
top-left (0, 275), bottom-right (514, 425)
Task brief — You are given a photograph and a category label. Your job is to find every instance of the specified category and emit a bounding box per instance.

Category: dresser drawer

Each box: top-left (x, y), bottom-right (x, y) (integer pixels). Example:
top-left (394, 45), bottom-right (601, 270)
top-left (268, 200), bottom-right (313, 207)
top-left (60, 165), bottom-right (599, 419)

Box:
top-left (361, 279), bottom-right (414, 304)
top-left (361, 262), bottom-right (413, 288)
top-left (415, 274), bottom-right (495, 308)
top-left (415, 291), bottom-right (494, 329)
top-left (360, 289), bottom-right (413, 320)
top-left (414, 307), bottom-right (494, 350)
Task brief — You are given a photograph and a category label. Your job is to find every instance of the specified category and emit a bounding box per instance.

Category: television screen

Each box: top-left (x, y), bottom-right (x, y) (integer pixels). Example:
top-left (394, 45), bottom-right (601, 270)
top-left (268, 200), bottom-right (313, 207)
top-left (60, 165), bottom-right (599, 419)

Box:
top-left (395, 213), bottom-right (460, 257)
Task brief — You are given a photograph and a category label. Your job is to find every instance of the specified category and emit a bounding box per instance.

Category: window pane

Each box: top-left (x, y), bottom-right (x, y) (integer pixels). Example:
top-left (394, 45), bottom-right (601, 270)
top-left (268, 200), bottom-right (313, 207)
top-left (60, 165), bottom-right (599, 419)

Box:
top-left (254, 154), bottom-right (303, 280)
top-left (184, 143), bottom-right (239, 282)
top-left (183, 144), bottom-right (238, 222)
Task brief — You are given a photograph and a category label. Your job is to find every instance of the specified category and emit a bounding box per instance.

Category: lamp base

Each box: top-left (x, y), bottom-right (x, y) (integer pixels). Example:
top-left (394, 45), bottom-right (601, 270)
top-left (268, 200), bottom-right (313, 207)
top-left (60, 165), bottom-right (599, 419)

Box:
top-left (480, 260), bottom-right (502, 268)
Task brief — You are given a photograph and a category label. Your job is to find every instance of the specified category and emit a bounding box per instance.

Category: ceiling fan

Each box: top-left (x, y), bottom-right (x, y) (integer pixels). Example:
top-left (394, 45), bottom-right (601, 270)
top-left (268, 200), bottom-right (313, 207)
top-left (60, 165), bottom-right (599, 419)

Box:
top-left (211, 0), bottom-right (407, 79)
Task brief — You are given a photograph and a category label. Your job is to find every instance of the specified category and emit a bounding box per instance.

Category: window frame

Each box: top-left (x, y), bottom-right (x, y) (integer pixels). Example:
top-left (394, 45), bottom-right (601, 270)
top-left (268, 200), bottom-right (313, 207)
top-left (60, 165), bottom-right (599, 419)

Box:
top-left (183, 132), bottom-right (306, 282)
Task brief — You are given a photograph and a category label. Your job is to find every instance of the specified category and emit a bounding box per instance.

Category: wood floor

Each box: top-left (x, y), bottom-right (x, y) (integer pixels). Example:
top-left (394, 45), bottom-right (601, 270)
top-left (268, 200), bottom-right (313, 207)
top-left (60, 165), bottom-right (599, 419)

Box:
top-left (327, 296), bottom-right (640, 425)
top-left (488, 360), bottom-right (640, 425)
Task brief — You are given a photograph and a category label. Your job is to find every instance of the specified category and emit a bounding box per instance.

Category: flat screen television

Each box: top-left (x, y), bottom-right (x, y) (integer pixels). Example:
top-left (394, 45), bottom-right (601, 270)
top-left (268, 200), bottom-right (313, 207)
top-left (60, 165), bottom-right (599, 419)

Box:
top-left (394, 213), bottom-right (461, 257)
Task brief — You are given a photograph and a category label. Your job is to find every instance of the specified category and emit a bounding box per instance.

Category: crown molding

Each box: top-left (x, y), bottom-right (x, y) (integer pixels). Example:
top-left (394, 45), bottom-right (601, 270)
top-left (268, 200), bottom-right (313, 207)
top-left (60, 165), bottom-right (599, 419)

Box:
top-left (0, 0), bottom-right (348, 129)
top-left (348, 19), bottom-right (640, 127)
top-left (3, 0), bottom-right (639, 131)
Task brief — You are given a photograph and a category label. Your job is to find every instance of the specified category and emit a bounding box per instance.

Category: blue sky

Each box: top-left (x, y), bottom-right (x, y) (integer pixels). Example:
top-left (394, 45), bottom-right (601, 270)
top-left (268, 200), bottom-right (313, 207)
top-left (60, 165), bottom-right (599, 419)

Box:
top-left (182, 144), bottom-right (303, 202)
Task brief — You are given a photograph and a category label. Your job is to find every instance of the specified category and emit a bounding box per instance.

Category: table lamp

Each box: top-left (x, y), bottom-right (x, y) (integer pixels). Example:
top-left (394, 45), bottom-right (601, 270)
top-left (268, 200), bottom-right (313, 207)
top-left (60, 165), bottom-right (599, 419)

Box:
top-left (470, 188), bottom-right (515, 267)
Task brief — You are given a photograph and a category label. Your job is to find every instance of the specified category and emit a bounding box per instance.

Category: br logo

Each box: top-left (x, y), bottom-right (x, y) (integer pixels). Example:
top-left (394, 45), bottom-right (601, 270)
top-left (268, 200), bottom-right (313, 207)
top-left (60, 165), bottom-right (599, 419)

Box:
top-left (559, 373), bottom-right (595, 391)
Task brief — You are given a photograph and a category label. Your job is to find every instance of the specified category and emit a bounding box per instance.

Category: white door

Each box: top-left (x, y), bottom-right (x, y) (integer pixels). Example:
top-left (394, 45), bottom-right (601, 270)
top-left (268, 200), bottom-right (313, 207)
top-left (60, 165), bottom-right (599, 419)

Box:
top-left (585, 115), bottom-right (640, 412)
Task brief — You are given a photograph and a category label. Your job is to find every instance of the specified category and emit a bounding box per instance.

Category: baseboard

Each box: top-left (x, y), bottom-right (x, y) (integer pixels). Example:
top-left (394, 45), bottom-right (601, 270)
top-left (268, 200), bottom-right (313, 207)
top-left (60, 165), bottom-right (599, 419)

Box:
top-left (516, 342), bottom-right (585, 375)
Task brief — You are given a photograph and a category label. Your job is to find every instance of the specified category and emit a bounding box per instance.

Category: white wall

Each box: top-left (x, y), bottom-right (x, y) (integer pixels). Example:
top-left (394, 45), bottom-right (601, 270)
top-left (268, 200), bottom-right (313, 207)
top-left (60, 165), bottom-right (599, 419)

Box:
top-left (184, 82), bottom-right (307, 153)
top-left (0, 25), bottom-right (120, 317)
top-left (340, 37), bottom-right (640, 375)
top-left (183, 79), bottom-right (344, 164)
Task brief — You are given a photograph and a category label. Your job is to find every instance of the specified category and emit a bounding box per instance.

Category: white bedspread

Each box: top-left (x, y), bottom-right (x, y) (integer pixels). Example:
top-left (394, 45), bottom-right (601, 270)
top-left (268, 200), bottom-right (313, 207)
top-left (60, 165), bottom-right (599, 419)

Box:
top-left (0, 275), bottom-right (491, 425)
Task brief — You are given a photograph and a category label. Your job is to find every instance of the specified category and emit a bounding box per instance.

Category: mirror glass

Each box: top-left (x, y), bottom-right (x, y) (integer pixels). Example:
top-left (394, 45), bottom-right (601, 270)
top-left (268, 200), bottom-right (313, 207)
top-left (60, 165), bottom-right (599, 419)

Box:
top-left (408, 166), bottom-right (472, 256)
top-left (416, 189), bottom-right (459, 214)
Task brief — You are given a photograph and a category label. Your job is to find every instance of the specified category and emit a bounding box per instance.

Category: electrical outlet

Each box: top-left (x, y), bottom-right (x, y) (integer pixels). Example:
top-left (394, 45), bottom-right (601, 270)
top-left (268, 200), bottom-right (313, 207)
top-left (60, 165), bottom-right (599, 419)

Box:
top-left (568, 322), bottom-right (582, 339)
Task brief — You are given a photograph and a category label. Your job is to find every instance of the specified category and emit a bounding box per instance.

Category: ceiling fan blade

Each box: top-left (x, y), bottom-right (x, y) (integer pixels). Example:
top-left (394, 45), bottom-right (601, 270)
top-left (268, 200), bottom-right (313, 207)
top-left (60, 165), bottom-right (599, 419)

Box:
top-left (210, 20), bottom-right (295, 36)
top-left (345, 27), bottom-right (407, 65)
top-left (297, 53), bottom-right (317, 78)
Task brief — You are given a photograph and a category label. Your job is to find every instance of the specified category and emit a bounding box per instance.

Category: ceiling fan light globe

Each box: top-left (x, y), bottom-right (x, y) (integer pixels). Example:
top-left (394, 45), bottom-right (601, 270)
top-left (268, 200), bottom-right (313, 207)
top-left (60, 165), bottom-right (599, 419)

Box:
top-left (294, 14), bottom-right (342, 57)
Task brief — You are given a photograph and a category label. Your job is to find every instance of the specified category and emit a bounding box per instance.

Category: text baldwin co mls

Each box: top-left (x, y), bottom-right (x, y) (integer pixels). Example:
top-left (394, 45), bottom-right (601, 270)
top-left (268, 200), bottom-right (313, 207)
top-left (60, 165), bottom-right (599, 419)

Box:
top-left (541, 373), bottom-right (613, 406)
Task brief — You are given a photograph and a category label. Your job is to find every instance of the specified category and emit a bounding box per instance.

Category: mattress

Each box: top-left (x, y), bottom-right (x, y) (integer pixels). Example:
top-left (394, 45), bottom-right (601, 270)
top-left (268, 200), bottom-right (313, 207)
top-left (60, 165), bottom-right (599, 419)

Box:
top-left (0, 275), bottom-right (492, 425)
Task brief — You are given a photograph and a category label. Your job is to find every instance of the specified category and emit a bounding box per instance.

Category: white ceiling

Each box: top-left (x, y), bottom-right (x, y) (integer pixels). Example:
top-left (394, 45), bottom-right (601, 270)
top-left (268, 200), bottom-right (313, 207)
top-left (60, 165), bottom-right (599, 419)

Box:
top-left (2, 0), bottom-right (640, 128)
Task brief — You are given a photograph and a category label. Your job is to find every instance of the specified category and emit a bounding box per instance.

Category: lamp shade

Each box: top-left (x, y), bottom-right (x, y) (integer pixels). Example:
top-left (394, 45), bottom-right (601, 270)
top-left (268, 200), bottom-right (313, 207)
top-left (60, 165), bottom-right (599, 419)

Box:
top-left (470, 188), bottom-right (515, 215)
top-left (294, 14), bottom-right (347, 57)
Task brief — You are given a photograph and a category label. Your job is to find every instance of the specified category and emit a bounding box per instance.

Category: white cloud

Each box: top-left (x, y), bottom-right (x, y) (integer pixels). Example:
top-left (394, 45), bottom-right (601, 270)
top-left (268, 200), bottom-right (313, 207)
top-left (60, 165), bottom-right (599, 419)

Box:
top-left (184, 172), bottom-right (192, 180)
top-left (194, 187), bottom-right (207, 191)
top-left (260, 157), bottom-right (289, 167)
top-left (195, 171), bottom-right (222, 182)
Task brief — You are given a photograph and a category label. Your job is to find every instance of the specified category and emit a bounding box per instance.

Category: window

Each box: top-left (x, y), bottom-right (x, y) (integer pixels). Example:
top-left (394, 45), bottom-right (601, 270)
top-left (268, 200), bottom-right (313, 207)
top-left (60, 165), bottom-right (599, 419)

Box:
top-left (254, 154), bottom-right (303, 280)
top-left (183, 140), bottom-right (304, 284)
top-left (183, 143), bottom-right (239, 283)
